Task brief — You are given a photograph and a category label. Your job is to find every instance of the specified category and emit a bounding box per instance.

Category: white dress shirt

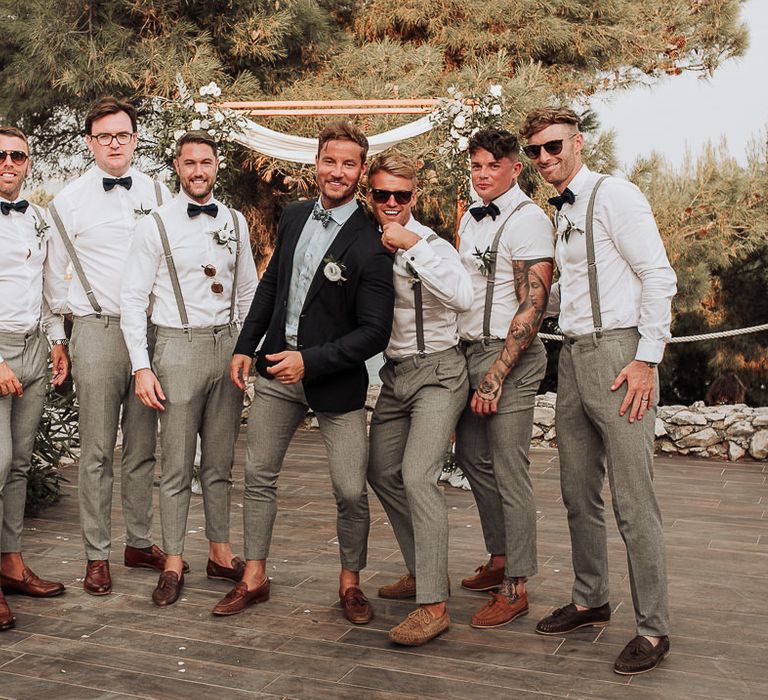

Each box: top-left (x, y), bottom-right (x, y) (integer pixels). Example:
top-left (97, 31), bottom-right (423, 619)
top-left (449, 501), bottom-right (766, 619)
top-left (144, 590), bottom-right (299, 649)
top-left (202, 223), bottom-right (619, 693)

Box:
top-left (120, 191), bottom-right (259, 372)
top-left (387, 217), bottom-right (473, 360)
top-left (0, 200), bottom-right (65, 363)
top-left (457, 184), bottom-right (554, 341)
top-left (552, 166), bottom-right (677, 363)
top-left (46, 165), bottom-right (172, 318)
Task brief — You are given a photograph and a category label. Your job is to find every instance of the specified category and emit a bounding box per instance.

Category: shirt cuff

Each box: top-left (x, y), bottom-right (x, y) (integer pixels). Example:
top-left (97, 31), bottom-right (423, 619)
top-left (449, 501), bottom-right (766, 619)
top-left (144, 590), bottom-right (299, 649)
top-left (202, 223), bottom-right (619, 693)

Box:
top-left (129, 348), bottom-right (151, 374)
top-left (45, 319), bottom-right (66, 343)
top-left (635, 337), bottom-right (666, 365)
top-left (400, 238), bottom-right (436, 268)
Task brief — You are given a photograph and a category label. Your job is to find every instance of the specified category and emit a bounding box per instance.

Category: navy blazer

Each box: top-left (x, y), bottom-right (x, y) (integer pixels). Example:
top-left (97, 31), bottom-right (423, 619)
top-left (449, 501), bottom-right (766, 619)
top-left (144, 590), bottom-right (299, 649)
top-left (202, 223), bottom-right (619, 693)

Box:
top-left (234, 199), bottom-right (394, 413)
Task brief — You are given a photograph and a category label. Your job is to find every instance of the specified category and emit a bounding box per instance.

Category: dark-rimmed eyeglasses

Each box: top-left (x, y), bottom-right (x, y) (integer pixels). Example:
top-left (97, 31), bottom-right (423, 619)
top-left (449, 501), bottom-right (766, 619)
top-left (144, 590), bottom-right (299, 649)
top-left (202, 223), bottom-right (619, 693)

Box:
top-left (202, 264), bottom-right (224, 294)
top-left (522, 134), bottom-right (577, 159)
top-left (0, 150), bottom-right (29, 165)
top-left (370, 189), bottom-right (413, 205)
top-left (90, 132), bottom-right (135, 147)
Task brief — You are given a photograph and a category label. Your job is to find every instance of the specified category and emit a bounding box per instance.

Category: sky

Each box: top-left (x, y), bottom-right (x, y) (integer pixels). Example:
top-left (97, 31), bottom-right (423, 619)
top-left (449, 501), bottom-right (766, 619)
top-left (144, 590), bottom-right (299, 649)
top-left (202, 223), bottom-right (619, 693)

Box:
top-left (594, 0), bottom-right (767, 169)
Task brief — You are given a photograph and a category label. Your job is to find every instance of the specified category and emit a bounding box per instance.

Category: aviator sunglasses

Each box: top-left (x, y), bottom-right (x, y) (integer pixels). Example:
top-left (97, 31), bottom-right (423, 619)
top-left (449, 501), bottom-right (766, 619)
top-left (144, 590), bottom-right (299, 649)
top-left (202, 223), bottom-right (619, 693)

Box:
top-left (202, 264), bottom-right (224, 294)
top-left (369, 189), bottom-right (413, 205)
top-left (522, 133), bottom-right (577, 159)
top-left (0, 150), bottom-right (29, 165)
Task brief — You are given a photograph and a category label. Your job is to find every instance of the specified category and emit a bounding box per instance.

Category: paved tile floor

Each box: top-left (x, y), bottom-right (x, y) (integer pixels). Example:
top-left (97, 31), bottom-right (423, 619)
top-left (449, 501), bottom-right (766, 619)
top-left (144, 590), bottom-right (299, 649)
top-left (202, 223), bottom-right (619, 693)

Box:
top-left (0, 430), bottom-right (766, 699)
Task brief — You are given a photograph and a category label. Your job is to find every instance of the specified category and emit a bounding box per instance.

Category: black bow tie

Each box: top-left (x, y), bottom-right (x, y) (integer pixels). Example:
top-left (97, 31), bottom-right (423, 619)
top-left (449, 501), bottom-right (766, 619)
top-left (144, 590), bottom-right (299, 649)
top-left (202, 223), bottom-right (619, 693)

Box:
top-left (548, 188), bottom-right (575, 211)
top-left (187, 202), bottom-right (219, 218)
top-left (469, 202), bottom-right (501, 222)
top-left (0, 200), bottom-right (29, 215)
top-left (312, 203), bottom-right (333, 228)
top-left (102, 176), bottom-right (132, 192)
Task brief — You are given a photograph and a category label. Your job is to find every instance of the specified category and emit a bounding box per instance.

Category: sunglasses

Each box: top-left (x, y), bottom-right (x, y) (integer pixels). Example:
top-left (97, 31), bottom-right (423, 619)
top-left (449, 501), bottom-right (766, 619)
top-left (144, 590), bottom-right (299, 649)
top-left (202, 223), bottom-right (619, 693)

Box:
top-left (90, 132), bottom-right (134, 147)
top-left (202, 264), bottom-right (224, 294)
top-left (370, 189), bottom-right (413, 205)
top-left (0, 150), bottom-right (29, 165)
top-left (522, 134), bottom-right (577, 159)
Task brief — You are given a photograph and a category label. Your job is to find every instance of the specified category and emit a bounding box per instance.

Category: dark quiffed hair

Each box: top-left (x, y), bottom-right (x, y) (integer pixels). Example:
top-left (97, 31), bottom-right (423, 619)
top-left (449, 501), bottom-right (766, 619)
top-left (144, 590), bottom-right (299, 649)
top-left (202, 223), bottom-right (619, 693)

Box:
top-left (0, 125), bottom-right (28, 144)
top-left (174, 130), bottom-right (218, 158)
top-left (84, 96), bottom-right (138, 135)
top-left (317, 120), bottom-right (369, 163)
top-left (468, 128), bottom-right (519, 161)
top-left (520, 107), bottom-right (580, 140)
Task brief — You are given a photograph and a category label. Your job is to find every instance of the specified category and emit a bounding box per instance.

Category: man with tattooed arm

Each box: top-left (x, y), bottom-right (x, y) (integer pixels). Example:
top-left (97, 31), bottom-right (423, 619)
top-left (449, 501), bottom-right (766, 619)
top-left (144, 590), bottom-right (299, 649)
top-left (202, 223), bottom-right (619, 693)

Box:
top-left (454, 128), bottom-right (554, 629)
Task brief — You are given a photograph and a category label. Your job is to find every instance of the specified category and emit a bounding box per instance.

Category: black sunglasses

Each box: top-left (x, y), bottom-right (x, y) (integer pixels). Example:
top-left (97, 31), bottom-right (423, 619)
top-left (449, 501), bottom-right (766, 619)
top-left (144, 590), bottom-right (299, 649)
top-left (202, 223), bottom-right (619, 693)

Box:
top-left (522, 134), bottom-right (577, 159)
top-left (0, 150), bottom-right (29, 165)
top-left (370, 189), bottom-right (413, 205)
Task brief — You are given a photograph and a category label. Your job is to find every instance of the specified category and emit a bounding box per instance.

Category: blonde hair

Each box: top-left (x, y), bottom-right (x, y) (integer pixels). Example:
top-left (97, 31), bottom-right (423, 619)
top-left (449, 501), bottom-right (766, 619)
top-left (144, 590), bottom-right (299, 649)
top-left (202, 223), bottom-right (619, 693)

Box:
top-left (367, 151), bottom-right (417, 186)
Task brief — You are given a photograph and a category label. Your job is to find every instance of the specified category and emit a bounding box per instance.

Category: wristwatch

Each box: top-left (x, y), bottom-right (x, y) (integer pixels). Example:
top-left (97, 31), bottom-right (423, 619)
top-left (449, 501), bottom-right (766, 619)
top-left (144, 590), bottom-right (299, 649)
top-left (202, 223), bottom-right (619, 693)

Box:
top-left (644, 361), bottom-right (657, 368)
top-left (51, 339), bottom-right (69, 346)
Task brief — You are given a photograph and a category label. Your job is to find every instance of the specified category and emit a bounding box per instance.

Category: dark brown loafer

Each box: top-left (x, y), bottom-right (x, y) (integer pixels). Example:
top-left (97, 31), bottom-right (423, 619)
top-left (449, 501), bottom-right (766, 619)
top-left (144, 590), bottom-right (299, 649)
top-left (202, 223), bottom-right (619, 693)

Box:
top-left (461, 560), bottom-right (504, 592)
top-left (0, 592), bottom-right (15, 631)
top-left (614, 635), bottom-right (670, 675)
top-left (339, 586), bottom-right (374, 625)
top-left (124, 545), bottom-right (190, 573)
top-left (152, 571), bottom-right (184, 607)
top-left (536, 602), bottom-right (611, 635)
top-left (212, 579), bottom-right (270, 616)
top-left (0, 566), bottom-right (65, 597)
top-left (84, 560), bottom-right (111, 596)
top-left (206, 557), bottom-right (246, 582)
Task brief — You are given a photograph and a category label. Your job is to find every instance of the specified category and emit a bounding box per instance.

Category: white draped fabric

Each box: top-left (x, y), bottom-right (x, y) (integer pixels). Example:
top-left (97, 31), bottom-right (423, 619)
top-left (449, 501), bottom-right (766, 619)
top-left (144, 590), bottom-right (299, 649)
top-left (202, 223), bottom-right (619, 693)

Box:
top-left (232, 115), bottom-right (435, 164)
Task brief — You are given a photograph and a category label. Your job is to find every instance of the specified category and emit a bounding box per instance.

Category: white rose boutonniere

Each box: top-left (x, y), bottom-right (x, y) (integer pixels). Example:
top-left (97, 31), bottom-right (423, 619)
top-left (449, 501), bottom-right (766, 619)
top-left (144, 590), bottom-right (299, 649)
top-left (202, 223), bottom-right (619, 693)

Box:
top-left (210, 224), bottom-right (238, 254)
top-left (34, 218), bottom-right (50, 249)
top-left (557, 214), bottom-right (583, 244)
top-left (323, 255), bottom-right (347, 285)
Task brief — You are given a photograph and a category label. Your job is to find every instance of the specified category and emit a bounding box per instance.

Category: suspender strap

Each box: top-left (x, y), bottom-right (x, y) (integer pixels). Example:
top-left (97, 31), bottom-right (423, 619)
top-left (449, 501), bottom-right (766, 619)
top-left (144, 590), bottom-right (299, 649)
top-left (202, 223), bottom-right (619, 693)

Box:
top-left (585, 176), bottom-right (609, 338)
top-left (412, 233), bottom-right (439, 357)
top-left (153, 180), bottom-right (164, 206)
top-left (482, 200), bottom-right (532, 343)
top-left (48, 202), bottom-right (103, 315)
top-left (151, 212), bottom-right (191, 338)
top-left (228, 208), bottom-right (241, 325)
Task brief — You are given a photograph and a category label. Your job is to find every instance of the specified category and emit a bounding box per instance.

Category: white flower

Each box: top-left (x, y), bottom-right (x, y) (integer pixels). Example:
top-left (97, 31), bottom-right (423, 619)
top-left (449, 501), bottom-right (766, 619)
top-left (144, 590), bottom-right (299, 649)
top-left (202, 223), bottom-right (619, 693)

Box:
top-left (472, 257), bottom-right (485, 271)
top-left (219, 161), bottom-right (227, 169)
top-left (323, 261), bottom-right (345, 283)
top-left (200, 119), bottom-right (211, 130)
top-left (194, 102), bottom-right (209, 114)
top-left (191, 119), bottom-right (201, 130)
top-left (165, 147), bottom-right (174, 156)
top-left (211, 86), bottom-right (222, 98)
top-left (213, 111), bottom-right (225, 123)
top-left (447, 86), bottom-right (456, 95)
top-left (173, 129), bottom-right (185, 140)
top-left (208, 129), bottom-right (217, 136)
top-left (491, 104), bottom-right (502, 116)
top-left (200, 86), bottom-right (209, 96)
top-left (457, 136), bottom-right (469, 151)
top-left (453, 114), bottom-right (466, 129)
top-left (489, 84), bottom-right (502, 97)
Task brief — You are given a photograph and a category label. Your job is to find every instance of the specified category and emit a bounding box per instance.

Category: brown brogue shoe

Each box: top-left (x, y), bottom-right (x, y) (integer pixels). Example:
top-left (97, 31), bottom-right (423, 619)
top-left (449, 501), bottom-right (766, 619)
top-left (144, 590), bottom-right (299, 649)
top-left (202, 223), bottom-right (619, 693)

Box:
top-left (206, 557), bottom-right (246, 582)
top-left (378, 573), bottom-right (416, 599)
top-left (212, 579), bottom-right (270, 616)
top-left (0, 592), bottom-right (15, 631)
top-left (152, 571), bottom-right (184, 607)
top-left (0, 566), bottom-right (65, 597)
top-left (461, 560), bottom-right (505, 592)
top-left (389, 607), bottom-right (450, 646)
top-left (340, 586), bottom-right (374, 625)
top-left (470, 591), bottom-right (529, 629)
top-left (124, 545), bottom-right (190, 573)
top-left (84, 560), bottom-right (111, 596)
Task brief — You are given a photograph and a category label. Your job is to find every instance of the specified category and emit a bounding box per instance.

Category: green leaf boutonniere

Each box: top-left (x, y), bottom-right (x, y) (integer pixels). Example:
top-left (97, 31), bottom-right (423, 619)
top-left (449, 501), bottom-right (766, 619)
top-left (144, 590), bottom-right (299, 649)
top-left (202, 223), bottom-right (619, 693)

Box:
top-left (472, 246), bottom-right (496, 276)
top-left (133, 205), bottom-right (153, 220)
top-left (34, 218), bottom-right (50, 249)
top-left (557, 214), bottom-right (584, 244)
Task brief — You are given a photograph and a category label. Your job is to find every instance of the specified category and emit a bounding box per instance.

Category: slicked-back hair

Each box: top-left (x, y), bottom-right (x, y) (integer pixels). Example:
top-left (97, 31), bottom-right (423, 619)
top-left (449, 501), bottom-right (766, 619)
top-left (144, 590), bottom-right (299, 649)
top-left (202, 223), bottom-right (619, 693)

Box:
top-left (0, 125), bottom-right (28, 146)
top-left (175, 130), bottom-right (218, 159)
top-left (84, 96), bottom-right (138, 135)
top-left (317, 120), bottom-right (369, 163)
top-left (520, 107), bottom-right (580, 140)
top-left (367, 151), bottom-right (417, 187)
top-left (468, 129), bottom-right (520, 161)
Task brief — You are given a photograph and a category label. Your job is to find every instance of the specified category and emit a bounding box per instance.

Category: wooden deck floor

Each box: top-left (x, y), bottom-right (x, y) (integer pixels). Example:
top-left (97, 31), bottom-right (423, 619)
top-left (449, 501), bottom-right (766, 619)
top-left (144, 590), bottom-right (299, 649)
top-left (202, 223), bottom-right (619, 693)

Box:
top-left (0, 430), bottom-right (766, 699)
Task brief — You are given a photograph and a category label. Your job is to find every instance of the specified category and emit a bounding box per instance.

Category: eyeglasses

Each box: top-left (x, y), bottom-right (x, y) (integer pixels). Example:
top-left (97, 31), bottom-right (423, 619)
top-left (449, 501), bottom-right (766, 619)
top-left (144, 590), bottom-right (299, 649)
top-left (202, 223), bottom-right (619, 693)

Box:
top-left (0, 150), bottom-right (29, 165)
top-left (202, 264), bottom-right (224, 294)
top-left (90, 132), bottom-right (135, 146)
top-left (522, 134), bottom-right (577, 159)
top-left (370, 189), bottom-right (413, 205)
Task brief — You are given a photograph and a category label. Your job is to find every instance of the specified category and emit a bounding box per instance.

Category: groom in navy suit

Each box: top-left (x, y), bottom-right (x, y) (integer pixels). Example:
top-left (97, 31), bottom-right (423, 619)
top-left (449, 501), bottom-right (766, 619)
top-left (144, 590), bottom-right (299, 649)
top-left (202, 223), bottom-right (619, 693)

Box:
top-left (213, 121), bottom-right (394, 623)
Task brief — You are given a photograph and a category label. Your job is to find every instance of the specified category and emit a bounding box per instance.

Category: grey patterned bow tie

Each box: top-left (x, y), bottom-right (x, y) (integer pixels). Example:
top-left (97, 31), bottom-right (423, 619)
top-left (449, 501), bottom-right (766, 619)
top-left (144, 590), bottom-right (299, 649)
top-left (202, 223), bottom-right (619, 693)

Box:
top-left (312, 203), bottom-right (333, 227)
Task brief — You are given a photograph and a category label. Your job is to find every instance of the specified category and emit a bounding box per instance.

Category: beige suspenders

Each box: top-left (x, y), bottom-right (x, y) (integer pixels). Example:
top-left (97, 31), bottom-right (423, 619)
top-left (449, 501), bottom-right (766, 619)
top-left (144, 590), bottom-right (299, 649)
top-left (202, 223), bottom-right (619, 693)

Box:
top-left (411, 233), bottom-right (439, 357)
top-left (583, 176), bottom-right (610, 337)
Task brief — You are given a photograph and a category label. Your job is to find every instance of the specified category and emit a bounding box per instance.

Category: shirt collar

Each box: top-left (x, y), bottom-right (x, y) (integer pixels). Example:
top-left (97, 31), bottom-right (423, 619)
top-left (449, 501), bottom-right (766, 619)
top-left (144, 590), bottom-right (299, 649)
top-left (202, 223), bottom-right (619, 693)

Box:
top-left (563, 165), bottom-right (592, 197)
top-left (316, 197), bottom-right (358, 227)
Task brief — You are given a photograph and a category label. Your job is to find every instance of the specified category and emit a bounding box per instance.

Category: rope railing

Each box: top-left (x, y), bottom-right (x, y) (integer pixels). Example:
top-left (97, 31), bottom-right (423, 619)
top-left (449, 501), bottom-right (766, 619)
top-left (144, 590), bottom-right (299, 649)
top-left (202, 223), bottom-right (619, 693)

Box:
top-left (539, 322), bottom-right (768, 343)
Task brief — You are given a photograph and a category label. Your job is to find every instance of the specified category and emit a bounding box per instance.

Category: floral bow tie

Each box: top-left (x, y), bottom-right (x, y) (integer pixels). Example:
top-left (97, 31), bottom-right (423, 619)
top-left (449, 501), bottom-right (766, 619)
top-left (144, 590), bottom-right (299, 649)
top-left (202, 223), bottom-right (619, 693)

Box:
top-left (312, 203), bottom-right (333, 227)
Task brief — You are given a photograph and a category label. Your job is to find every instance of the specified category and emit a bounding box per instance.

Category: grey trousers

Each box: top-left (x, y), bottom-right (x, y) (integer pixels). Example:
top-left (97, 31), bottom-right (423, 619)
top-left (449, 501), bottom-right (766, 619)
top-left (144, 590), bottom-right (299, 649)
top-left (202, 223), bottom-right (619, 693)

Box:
top-left (152, 324), bottom-right (243, 555)
top-left (0, 329), bottom-right (46, 553)
top-left (455, 338), bottom-right (547, 578)
top-left (368, 346), bottom-right (467, 603)
top-left (71, 315), bottom-right (157, 560)
top-left (556, 328), bottom-right (669, 637)
top-left (243, 374), bottom-right (369, 570)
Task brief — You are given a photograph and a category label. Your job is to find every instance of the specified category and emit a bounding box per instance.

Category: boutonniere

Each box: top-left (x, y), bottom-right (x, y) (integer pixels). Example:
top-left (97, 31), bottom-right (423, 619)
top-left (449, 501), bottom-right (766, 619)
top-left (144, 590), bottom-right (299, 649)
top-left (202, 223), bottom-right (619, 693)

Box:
top-left (133, 205), bottom-right (153, 220)
top-left (209, 224), bottom-right (237, 254)
top-left (472, 246), bottom-right (496, 277)
top-left (34, 218), bottom-right (50, 249)
top-left (557, 214), bottom-right (583, 244)
top-left (323, 255), bottom-right (347, 285)
top-left (405, 261), bottom-right (420, 287)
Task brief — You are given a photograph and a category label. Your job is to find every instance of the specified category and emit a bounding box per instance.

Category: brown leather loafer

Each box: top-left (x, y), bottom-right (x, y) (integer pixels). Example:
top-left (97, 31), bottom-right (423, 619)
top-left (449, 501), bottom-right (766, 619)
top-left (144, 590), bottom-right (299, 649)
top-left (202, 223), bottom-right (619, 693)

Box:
top-left (124, 545), bottom-right (190, 573)
top-left (536, 602), bottom-right (611, 635)
top-left (212, 579), bottom-right (270, 616)
top-left (206, 557), bottom-right (246, 582)
top-left (84, 560), bottom-right (111, 596)
top-left (0, 566), bottom-right (65, 597)
top-left (614, 635), bottom-right (670, 675)
top-left (378, 573), bottom-right (416, 599)
top-left (339, 586), bottom-right (374, 625)
top-left (461, 560), bottom-right (504, 591)
top-left (0, 592), bottom-right (15, 631)
top-left (152, 571), bottom-right (184, 607)
top-left (470, 591), bottom-right (529, 628)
